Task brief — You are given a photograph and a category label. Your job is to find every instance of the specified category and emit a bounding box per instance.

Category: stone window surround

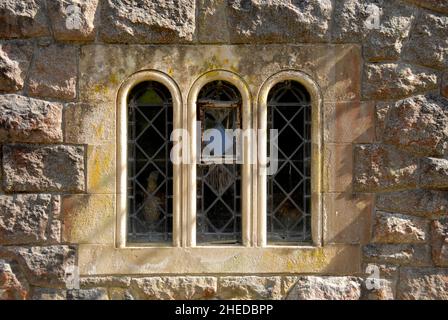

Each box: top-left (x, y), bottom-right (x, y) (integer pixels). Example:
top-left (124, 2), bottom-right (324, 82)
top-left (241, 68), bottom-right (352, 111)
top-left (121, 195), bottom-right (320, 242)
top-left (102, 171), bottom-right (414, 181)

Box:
top-left (77, 44), bottom-right (365, 276)
top-left (117, 69), bottom-right (322, 250)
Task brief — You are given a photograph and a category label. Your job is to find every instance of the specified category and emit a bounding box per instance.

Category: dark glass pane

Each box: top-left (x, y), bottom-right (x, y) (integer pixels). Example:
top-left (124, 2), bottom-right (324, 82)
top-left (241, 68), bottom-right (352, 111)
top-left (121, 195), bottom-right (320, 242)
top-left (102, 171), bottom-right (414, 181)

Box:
top-left (267, 80), bottom-right (312, 243)
top-left (196, 81), bottom-right (242, 245)
top-left (127, 81), bottom-right (173, 243)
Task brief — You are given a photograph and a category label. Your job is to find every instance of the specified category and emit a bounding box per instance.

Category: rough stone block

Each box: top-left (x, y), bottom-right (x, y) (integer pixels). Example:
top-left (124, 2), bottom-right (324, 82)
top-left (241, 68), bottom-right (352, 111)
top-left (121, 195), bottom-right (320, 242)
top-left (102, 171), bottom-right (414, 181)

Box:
top-left (376, 190), bottom-right (448, 218)
top-left (285, 276), bottom-right (362, 300)
top-left (130, 277), bottom-right (217, 300)
top-left (403, 12), bottom-right (448, 69)
top-left (218, 276), bottom-right (281, 300)
top-left (362, 63), bottom-right (438, 100)
top-left (398, 267), bottom-right (448, 299)
top-left (99, 0), bottom-right (196, 43)
top-left (32, 288), bottom-right (67, 300)
top-left (375, 102), bottom-right (390, 142)
top-left (0, 94), bottom-right (63, 143)
top-left (363, 244), bottom-right (431, 266)
top-left (382, 95), bottom-right (448, 157)
top-left (442, 72), bottom-right (448, 99)
top-left (0, 245), bottom-right (76, 288)
top-left (61, 194), bottom-right (115, 244)
top-left (404, 0), bottom-right (448, 14)
top-left (432, 218), bottom-right (448, 267)
top-left (28, 44), bottom-right (78, 101)
top-left (0, 260), bottom-right (28, 300)
top-left (47, 0), bottom-right (99, 41)
top-left (0, 42), bottom-right (33, 92)
top-left (0, 194), bottom-right (60, 245)
top-left (67, 288), bottom-right (108, 300)
top-left (353, 144), bottom-right (419, 192)
top-left (0, 0), bottom-right (50, 38)
top-left (198, 0), bottom-right (333, 43)
top-left (333, 0), bottom-right (414, 61)
top-left (2, 144), bottom-right (85, 193)
top-left (419, 157), bottom-right (448, 190)
top-left (372, 211), bottom-right (428, 244)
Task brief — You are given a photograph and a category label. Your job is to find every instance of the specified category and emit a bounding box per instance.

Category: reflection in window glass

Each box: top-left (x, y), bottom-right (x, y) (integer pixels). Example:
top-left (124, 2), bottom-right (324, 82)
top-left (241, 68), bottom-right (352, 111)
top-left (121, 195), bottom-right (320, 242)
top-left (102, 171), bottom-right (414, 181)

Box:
top-left (196, 81), bottom-right (242, 245)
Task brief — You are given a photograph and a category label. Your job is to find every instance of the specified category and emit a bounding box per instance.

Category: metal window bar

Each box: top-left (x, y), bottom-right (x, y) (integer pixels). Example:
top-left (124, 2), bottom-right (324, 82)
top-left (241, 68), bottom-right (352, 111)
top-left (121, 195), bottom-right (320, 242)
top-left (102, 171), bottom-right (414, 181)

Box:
top-left (196, 81), bottom-right (243, 245)
top-left (127, 81), bottom-right (173, 243)
top-left (267, 80), bottom-right (312, 243)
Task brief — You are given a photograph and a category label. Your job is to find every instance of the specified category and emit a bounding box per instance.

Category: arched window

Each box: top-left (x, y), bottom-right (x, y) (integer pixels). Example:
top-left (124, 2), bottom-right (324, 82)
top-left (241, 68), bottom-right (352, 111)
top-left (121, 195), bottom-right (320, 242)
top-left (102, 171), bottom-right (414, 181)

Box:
top-left (127, 81), bottom-right (173, 243)
top-left (196, 80), bottom-right (243, 245)
top-left (266, 80), bottom-right (312, 243)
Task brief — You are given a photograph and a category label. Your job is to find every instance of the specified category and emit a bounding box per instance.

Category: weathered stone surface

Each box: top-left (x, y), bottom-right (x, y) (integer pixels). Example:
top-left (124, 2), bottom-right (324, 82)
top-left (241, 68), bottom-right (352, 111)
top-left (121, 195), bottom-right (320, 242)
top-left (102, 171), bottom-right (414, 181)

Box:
top-left (197, 0), bottom-right (230, 43)
top-left (0, 0), bottom-right (50, 38)
top-left (86, 144), bottom-right (115, 193)
top-left (61, 194), bottom-right (115, 244)
top-left (442, 72), bottom-right (448, 99)
top-left (47, 0), bottom-right (99, 41)
top-left (218, 276), bottom-right (281, 300)
top-left (362, 63), bottom-right (438, 100)
top-left (131, 277), bottom-right (217, 300)
top-left (324, 101), bottom-right (375, 143)
top-left (404, 0), bottom-right (448, 14)
top-left (64, 103), bottom-right (114, 144)
top-left (362, 263), bottom-right (398, 299)
top-left (382, 95), bottom-right (448, 157)
top-left (199, 0), bottom-right (333, 43)
top-left (99, 0), bottom-right (195, 43)
top-left (0, 260), bottom-right (28, 300)
top-left (375, 102), bottom-right (390, 142)
top-left (0, 42), bottom-right (33, 92)
top-left (363, 244), bottom-right (431, 266)
top-left (403, 12), bottom-right (448, 69)
top-left (67, 288), bottom-right (108, 300)
top-left (333, 0), bottom-right (414, 61)
top-left (432, 218), bottom-right (448, 267)
top-left (80, 276), bottom-right (131, 289)
top-left (0, 94), bottom-right (62, 143)
top-left (28, 44), bottom-right (78, 101)
top-left (286, 276), bottom-right (362, 300)
top-left (0, 194), bottom-right (60, 245)
top-left (323, 193), bottom-right (372, 244)
top-left (323, 143), bottom-right (353, 192)
top-left (361, 279), bottom-right (395, 300)
top-left (420, 157), bottom-right (448, 189)
top-left (377, 190), bottom-right (448, 218)
top-left (398, 268), bottom-right (448, 299)
top-left (2, 144), bottom-right (85, 192)
top-left (353, 144), bottom-right (419, 192)
top-left (0, 245), bottom-right (76, 287)
top-left (108, 288), bottom-right (134, 300)
top-left (32, 288), bottom-right (67, 300)
top-left (372, 211), bottom-right (428, 244)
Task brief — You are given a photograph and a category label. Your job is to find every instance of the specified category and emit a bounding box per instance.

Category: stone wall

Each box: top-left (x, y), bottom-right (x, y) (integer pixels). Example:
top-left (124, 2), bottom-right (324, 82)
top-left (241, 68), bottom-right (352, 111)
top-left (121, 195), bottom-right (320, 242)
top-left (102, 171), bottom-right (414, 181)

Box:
top-left (1, 0), bottom-right (447, 300)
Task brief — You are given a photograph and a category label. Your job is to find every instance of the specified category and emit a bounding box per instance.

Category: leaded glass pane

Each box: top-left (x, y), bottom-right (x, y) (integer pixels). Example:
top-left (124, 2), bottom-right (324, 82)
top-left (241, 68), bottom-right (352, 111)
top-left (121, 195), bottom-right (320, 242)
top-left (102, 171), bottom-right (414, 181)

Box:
top-left (267, 80), bottom-right (312, 243)
top-left (127, 81), bottom-right (173, 243)
top-left (196, 80), bottom-right (242, 245)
